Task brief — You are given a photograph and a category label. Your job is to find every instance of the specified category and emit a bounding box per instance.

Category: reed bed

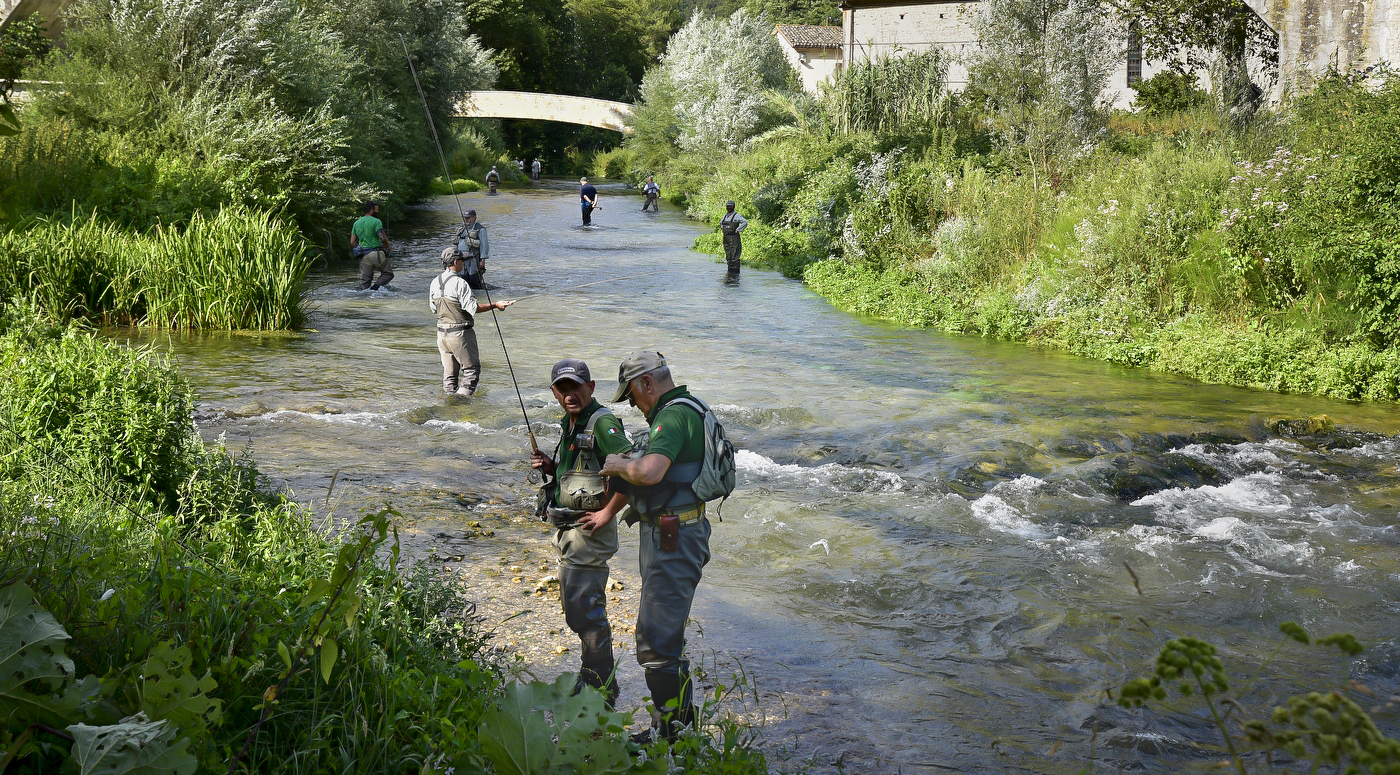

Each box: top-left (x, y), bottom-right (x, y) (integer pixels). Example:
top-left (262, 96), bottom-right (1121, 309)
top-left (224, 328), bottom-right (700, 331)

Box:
top-left (0, 206), bottom-right (312, 330)
top-left (821, 49), bottom-right (952, 136)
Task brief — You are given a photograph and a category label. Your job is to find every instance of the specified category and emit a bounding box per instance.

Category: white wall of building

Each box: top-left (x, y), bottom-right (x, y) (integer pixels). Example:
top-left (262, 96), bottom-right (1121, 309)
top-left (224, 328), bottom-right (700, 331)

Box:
top-left (779, 40), bottom-right (845, 93)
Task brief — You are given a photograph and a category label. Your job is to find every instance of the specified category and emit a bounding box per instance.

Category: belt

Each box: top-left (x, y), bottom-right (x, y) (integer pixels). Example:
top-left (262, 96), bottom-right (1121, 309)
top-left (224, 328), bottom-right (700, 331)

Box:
top-left (641, 501), bottom-right (705, 526)
top-left (437, 322), bottom-right (472, 332)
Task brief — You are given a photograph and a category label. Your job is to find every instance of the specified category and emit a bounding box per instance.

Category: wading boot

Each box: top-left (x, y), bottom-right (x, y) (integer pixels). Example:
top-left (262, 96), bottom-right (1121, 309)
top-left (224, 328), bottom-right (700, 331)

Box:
top-left (644, 665), bottom-right (696, 742)
top-left (574, 656), bottom-right (619, 711)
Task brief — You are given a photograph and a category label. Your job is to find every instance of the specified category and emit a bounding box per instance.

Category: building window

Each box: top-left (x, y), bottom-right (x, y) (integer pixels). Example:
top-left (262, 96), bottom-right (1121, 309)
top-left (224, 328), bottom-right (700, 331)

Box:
top-left (1127, 22), bottom-right (1142, 86)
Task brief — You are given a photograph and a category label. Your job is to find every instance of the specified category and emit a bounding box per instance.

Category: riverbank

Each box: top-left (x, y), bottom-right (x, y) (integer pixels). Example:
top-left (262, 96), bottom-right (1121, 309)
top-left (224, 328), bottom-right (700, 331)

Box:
top-left (676, 72), bottom-right (1400, 404)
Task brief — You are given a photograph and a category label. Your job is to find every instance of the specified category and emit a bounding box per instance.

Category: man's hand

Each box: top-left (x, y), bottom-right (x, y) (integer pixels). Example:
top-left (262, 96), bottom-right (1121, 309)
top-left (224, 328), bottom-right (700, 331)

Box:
top-left (601, 452), bottom-right (670, 486)
top-left (575, 509), bottom-right (614, 532)
top-left (531, 448), bottom-right (555, 476)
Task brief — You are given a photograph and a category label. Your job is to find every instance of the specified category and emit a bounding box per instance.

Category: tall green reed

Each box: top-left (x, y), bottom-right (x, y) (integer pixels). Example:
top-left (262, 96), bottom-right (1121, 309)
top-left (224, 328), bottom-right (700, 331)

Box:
top-left (821, 49), bottom-right (951, 136)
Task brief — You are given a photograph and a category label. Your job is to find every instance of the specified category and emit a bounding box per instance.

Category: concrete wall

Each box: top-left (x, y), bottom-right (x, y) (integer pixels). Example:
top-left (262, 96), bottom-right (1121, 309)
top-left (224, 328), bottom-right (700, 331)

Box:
top-left (1245, 0), bottom-right (1398, 95)
top-left (840, 0), bottom-right (1180, 109)
top-left (456, 91), bottom-right (634, 133)
top-left (0, 0), bottom-right (69, 36)
top-left (778, 39), bottom-right (843, 93)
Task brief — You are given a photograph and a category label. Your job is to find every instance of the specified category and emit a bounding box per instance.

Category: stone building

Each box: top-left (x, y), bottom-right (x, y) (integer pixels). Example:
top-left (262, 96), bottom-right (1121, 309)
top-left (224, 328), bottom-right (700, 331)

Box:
top-left (775, 24), bottom-right (846, 94)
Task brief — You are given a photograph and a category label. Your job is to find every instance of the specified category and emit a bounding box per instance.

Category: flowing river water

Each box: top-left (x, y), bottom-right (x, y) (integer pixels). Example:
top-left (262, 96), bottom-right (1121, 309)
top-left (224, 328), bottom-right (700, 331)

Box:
top-left (129, 183), bottom-right (1400, 773)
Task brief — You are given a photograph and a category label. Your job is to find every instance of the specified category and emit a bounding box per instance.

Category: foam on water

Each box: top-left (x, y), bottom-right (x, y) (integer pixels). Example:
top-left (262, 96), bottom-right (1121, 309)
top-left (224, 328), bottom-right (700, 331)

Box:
top-left (1132, 471), bottom-right (1294, 517)
top-left (736, 449), bottom-right (905, 493)
top-left (969, 493), bottom-right (1049, 538)
top-left (255, 410), bottom-right (392, 428)
top-left (425, 419), bottom-right (491, 434)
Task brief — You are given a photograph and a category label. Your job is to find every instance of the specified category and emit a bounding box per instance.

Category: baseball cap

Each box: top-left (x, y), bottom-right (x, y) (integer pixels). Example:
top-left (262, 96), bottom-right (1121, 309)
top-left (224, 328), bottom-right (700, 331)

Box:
top-left (550, 358), bottom-right (591, 386)
top-left (441, 247), bottom-right (461, 267)
top-left (610, 350), bottom-right (666, 402)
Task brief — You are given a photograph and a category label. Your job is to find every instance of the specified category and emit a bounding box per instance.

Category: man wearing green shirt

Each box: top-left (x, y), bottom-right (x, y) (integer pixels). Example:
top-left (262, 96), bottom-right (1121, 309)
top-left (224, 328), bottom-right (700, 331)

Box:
top-left (600, 350), bottom-right (710, 742)
top-left (350, 200), bottom-right (394, 291)
top-left (531, 358), bottom-right (632, 707)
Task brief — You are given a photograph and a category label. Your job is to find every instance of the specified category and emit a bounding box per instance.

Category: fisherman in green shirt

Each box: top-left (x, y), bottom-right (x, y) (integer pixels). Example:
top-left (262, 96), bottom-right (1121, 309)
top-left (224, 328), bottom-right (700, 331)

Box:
top-left (599, 350), bottom-right (711, 743)
top-left (530, 358), bottom-right (632, 708)
top-left (350, 200), bottom-right (394, 291)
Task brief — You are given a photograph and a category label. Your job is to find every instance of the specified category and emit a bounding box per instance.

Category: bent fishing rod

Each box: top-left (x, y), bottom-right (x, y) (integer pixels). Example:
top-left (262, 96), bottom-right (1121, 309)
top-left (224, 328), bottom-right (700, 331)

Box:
top-left (401, 37), bottom-right (541, 481)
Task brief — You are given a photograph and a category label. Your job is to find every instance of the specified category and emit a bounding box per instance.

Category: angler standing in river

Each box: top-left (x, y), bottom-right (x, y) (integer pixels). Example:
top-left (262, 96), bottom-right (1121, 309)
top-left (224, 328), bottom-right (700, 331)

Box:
top-left (641, 176), bottom-right (660, 212)
top-left (486, 166), bottom-right (501, 195)
top-left (532, 158), bottom-right (541, 181)
top-left (455, 209), bottom-right (488, 290)
top-left (350, 200), bottom-right (395, 290)
top-left (600, 351), bottom-right (712, 742)
top-left (530, 358), bottom-right (632, 708)
top-left (429, 248), bottom-right (515, 397)
top-left (720, 201), bottom-right (747, 276)
top-left (580, 177), bottom-right (599, 226)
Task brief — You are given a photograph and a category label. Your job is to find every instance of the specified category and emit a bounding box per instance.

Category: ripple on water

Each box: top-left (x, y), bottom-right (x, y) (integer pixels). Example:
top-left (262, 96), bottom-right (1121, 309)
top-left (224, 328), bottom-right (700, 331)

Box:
top-left (736, 449), bottom-right (905, 494)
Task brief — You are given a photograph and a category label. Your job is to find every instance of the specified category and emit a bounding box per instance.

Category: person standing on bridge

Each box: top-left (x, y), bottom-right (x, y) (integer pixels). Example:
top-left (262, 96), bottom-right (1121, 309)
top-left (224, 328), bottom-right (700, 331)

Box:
top-left (350, 200), bottom-right (394, 291)
top-left (429, 248), bottom-right (515, 397)
top-left (641, 176), bottom-right (661, 212)
top-left (486, 165), bottom-right (501, 195)
top-left (580, 177), bottom-right (599, 226)
top-left (455, 209), bottom-right (488, 290)
top-left (720, 201), bottom-right (748, 275)
top-left (532, 158), bottom-right (541, 182)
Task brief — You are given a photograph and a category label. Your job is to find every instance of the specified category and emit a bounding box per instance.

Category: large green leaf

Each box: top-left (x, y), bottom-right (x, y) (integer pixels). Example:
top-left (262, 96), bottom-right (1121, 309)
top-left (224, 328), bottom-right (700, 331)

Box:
top-left (67, 712), bottom-right (197, 775)
top-left (139, 641), bottom-right (221, 739)
top-left (478, 674), bottom-right (662, 775)
top-left (0, 582), bottom-right (95, 725)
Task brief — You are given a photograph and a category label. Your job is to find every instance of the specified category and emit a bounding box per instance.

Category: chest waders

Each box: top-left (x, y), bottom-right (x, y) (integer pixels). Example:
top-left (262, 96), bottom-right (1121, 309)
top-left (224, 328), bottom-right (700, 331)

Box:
top-left (721, 214), bottom-right (743, 274)
top-left (549, 406), bottom-right (621, 708)
top-left (458, 224), bottom-right (486, 289)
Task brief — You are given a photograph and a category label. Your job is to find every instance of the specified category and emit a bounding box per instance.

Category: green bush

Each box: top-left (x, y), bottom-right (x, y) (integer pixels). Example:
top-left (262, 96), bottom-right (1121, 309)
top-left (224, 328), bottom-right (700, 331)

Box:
top-left (1130, 70), bottom-right (1209, 115)
top-left (591, 145), bottom-right (639, 180)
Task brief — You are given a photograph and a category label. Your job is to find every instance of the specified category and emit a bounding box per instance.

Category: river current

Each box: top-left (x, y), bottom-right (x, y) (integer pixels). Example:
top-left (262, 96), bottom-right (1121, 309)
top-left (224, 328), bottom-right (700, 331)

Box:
top-left (131, 183), bottom-right (1400, 773)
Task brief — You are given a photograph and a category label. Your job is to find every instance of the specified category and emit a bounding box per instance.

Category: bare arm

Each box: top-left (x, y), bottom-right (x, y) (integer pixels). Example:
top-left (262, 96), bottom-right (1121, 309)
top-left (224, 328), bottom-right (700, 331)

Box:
top-left (377, 229), bottom-right (391, 253)
top-left (576, 490), bottom-right (627, 531)
top-left (475, 299), bottom-right (514, 313)
top-left (600, 452), bottom-right (671, 487)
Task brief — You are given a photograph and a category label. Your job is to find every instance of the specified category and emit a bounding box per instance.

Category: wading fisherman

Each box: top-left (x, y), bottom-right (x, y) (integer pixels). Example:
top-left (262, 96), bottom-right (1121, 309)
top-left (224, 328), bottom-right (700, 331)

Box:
top-left (455, 209), bottom-right (489, 290)
top-left (529, 358), bottom-right (632, 708)
top-left (599, 351), bottom-right (712, 742)
top-left (720, 201), bottom-right (747, 276)
top-left (580, 177), bottom-right (599, 226)
top-left (350, 200), bottom-right (395, 290)
top-left (641, 176), bottom-right (660, 212)
top-left (532, 158), bottom-right (541, 182)
top-left (486, 165), bottom-right (501, 195)
top-left (429, 248), bottom-right (515, 397)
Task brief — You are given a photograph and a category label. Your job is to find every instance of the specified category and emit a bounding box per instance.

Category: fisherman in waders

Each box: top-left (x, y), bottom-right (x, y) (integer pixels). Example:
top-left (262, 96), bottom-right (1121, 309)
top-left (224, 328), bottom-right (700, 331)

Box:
top-left (455, 209), bottom-right (488, 290)
top-left (641, 176), bottom-right (660, 212)
top-left (529, 358), bottom-right (632, 709)
top-left (580, 177), bottom-right (599, 226)
top-left (429, 248), bottom-right (515, 397)
top-left (486, 166), bottom-right (501, 195)
top-left (720, 201), bottom-right (747, 275)
top-left (599, 351), bottom-right (711, 743)
top-left (532, 159), bottom-right (541, 182)
top-left (350, 200), bottom-right (395, 290)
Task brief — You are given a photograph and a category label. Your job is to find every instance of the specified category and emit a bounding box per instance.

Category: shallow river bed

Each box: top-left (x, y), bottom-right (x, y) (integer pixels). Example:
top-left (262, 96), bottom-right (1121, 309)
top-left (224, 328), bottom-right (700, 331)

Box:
top-left (127, 183), bottom-right (1400, 773)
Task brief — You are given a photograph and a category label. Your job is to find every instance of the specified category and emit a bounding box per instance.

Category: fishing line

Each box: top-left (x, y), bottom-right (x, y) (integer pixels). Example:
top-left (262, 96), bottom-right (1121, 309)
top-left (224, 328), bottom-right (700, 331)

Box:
top-left (400, 39), bottom-right (541, 479)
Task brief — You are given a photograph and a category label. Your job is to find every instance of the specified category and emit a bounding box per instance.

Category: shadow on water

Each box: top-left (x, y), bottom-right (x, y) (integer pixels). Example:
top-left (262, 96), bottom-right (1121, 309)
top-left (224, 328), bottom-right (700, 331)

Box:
top-left (119, 187), bottom-right (1400, 774)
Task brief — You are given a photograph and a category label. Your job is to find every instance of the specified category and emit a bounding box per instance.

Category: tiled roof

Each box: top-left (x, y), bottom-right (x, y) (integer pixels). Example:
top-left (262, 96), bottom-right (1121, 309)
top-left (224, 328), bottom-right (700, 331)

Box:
top-left (775, 24), bottom-right (844, 49)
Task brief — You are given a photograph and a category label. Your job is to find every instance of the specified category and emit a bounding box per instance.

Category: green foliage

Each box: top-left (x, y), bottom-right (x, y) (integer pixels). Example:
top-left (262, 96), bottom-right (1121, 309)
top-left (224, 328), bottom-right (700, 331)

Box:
top-left (67, 713), bottom-right (197, 775)
top-left (0, 206), bottom-right (312, 330)
top-left (1119, 623), bottom-right (1400, 775)
top-left (478, 674), bottom-right (662, 775)
top-left (592, 146), bottom-right (640, 180)
top-left (0, 15), bottom-right (50, 102)
top-left (821, 50), bottom-right (951, 136)
top-left (1130, 70), bottom-right (1209, 115)
top-left (0, 583), bottom-right (101, 729)
top-left (430, 178), bottom-right (485, 196)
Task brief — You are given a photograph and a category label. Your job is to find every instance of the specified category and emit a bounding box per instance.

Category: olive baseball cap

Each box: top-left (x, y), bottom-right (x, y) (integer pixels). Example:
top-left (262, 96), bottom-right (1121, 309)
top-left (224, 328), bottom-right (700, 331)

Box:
top-left (610, 350), bottom-right (666, 402)
top-left (550, 358), bottom-right (591, 386)
top-left (440, 247), bottom-right (461, 267)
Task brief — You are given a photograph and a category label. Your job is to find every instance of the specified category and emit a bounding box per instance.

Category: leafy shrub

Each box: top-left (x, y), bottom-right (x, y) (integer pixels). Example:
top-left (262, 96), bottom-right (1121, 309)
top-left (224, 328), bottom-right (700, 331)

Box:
top-left (1130, 70), bottom-right (1209, 115)
top-left (821, 49), bottom-right (951, 136)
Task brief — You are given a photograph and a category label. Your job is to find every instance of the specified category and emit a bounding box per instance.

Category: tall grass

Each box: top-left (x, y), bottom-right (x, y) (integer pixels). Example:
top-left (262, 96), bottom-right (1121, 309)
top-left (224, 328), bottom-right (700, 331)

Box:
top-left (0, 206), bottom-right (312, 330)
top-left (821, 50), bottom-right (951, 136)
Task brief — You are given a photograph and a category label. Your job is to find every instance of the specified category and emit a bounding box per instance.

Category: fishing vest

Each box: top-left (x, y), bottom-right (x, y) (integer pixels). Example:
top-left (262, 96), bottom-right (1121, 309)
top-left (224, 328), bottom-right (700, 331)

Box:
top-left (554, 407), bottom-right (616, 511)
top-left (625, 397), bottom-right (709, 518)
top-left (721, 212), bottom-right (743, 236)
top-left (458, 223), bottom-right (484, 260)
top-left (431, 271), bottom-right (473, 329)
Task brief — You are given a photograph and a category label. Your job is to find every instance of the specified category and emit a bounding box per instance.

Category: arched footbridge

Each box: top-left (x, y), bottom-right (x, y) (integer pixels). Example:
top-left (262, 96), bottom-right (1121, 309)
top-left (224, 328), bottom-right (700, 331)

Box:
top-left (455, 91), bottom-right (634, 133)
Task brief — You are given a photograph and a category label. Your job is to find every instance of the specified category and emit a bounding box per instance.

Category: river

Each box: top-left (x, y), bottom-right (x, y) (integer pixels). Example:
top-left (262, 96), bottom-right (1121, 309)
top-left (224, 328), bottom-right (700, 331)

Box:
top-left (133, 183), bottom-right (1400, 773)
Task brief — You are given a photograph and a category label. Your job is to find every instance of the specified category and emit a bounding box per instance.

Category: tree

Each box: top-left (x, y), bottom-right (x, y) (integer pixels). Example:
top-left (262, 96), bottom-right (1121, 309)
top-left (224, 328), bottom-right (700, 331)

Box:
top-left (0, 15), bottom-right (51, 103)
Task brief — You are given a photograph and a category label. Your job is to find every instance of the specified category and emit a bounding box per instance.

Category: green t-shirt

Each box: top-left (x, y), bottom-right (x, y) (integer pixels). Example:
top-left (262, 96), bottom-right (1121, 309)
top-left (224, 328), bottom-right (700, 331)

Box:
top-left (552, 399), bottom-right (630, 503)
top-left (351, 215), bottom-right (384, 249)
top-left (644, 386), bottom-right (705, 465)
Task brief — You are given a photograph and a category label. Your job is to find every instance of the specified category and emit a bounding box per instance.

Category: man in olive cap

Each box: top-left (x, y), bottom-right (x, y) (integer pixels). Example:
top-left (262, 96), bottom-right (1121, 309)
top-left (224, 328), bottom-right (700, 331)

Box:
top-left (428, 248), bottom-right (514, 396)
top-left (530, 358), bottom-right (632, 708)
top-left (599, 350), bottom-right (712, 741)
top-left (719, 201), bottom-right (747, 275)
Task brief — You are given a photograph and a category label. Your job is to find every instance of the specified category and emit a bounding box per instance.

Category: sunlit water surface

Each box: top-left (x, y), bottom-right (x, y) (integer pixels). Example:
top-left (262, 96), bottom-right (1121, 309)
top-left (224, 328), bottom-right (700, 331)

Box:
top-left (124, 183), bottom-right (1400, 773)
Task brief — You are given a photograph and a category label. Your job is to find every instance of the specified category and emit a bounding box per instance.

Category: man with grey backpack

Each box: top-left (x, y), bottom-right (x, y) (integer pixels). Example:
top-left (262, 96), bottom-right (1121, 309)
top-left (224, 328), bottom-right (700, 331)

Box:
top-left (530, 358), bottom-right (632, 708)
top-left (600, 351), bottom-right (736, 744)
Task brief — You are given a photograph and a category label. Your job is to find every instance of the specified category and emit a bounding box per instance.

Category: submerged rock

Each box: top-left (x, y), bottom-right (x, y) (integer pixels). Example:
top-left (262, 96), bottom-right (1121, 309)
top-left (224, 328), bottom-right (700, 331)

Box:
top-left (1057, 452), bottom-right (1226, 502)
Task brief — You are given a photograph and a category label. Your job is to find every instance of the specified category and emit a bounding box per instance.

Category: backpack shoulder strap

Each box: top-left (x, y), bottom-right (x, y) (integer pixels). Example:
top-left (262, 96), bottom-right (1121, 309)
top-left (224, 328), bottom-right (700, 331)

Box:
top-left (583, 405), bottom-right (613, 434)
top-left (664, 396), bottom-right (707, 417)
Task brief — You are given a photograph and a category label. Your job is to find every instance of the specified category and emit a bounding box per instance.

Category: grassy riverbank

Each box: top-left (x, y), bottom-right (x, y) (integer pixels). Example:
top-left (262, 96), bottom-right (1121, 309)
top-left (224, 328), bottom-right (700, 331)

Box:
top-left (0, 309), bottom-right (769, 773)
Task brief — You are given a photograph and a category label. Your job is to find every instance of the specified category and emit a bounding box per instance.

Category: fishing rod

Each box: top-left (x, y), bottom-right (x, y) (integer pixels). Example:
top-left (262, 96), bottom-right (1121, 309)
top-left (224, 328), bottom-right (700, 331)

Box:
top-left (400, 36), bottom-right (542, 482)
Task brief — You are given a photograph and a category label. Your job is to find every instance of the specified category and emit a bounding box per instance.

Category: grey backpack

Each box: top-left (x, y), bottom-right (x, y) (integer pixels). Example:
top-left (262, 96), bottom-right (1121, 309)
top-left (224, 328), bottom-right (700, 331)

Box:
top-left (665, 396), bottom-right (737, 513)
